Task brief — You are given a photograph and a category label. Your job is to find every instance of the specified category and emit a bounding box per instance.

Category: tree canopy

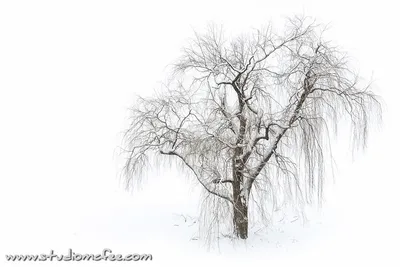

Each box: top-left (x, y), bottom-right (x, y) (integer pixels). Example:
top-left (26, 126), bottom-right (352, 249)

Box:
top-left (122, 16), bottom-right (382, 239)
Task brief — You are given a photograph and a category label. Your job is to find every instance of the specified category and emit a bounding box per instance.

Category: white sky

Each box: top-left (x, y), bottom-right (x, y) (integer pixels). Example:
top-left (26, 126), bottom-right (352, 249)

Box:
top-left (1, 1), bottom-right (399, 266)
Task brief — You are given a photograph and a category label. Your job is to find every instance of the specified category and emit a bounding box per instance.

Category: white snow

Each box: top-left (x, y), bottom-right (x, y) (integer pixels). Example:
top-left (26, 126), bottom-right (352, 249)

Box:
top-left (1, 1), bottom-right (399, 266)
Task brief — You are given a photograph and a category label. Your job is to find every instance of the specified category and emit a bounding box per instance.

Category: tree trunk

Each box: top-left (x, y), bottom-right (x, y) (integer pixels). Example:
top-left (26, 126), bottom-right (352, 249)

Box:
top-left (232, 195), bottom-right (248, 239)
top-left (232, 110), bottom-right (249, 239)
top-left (232, 161), bottom-right (249, 239)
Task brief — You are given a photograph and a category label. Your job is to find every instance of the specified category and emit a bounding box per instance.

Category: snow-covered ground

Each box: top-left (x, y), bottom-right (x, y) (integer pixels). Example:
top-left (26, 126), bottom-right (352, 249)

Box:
top-left (1, 1), bottom-right (399, 266)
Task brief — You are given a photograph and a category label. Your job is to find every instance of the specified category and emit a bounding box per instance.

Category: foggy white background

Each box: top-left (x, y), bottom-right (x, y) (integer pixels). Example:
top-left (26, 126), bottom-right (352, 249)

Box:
top-left (1, 0), bottom-right (399, 266)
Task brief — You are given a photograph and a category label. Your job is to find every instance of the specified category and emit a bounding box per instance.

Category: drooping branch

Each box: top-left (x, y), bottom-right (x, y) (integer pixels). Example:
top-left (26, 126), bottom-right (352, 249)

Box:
top-left (160, 150), bottom-right (233, 203)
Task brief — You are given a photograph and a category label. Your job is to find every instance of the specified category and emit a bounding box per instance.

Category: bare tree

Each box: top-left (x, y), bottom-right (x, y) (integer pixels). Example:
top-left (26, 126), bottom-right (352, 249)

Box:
top-left (122, 16), bottom-right (381, 240)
